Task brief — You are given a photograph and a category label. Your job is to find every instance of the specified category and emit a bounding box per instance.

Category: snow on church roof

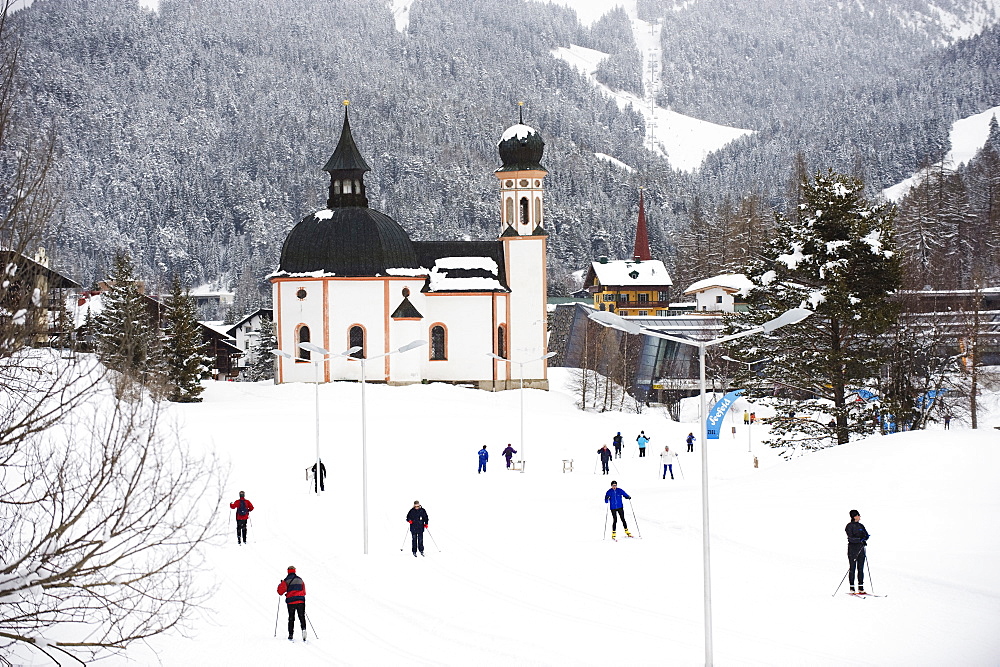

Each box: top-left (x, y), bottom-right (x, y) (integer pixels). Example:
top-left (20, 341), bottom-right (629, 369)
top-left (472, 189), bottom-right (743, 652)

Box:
top-left (427, 256), bottom-right (505, 293)
top-left (683, 273), bottom-right (754, 295)
top-left (589, 259), bottom-right (672, 287)
top-left (499, 124), bottom-right (538, 145)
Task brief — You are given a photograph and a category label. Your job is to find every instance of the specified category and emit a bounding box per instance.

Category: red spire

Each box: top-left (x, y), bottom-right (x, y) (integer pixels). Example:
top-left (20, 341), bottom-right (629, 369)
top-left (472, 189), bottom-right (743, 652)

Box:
top-left (633, 190), bottom-right (652, 261)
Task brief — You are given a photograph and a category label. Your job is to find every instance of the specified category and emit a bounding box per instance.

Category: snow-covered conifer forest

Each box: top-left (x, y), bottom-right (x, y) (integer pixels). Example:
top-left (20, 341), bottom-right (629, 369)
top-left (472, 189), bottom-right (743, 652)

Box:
top-left (3, 0), bottom-right (1000, 304)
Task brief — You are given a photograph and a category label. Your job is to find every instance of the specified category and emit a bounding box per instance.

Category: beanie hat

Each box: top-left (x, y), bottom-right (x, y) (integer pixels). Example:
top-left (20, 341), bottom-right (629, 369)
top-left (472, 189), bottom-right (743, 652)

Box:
top-left (849, 509), bottom-right (860, 519)
top-left (287, 566), bottom-right (296, 572)
top-left (239, 491), bottom-right (245, 497)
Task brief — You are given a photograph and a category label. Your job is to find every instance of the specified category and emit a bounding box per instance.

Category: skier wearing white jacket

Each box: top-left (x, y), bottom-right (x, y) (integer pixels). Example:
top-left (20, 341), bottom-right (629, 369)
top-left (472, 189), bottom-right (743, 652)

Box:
top-left (660, 446), bottom-right (678, 479)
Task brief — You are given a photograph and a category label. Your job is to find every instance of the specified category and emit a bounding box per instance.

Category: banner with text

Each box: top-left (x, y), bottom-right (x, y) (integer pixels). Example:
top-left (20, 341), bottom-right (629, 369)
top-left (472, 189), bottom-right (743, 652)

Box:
top-left (706, 389), bottom-right (744, 439)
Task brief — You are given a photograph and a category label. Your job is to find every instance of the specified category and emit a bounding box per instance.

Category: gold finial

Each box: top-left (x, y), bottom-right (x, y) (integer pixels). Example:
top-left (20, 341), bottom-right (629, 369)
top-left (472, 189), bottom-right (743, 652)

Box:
top-left (343, 99), bottom-right (350, 106)
top-left (518, 101), bottom-right (524, 124)
top-left (518, 101), bottom-right (524, 106)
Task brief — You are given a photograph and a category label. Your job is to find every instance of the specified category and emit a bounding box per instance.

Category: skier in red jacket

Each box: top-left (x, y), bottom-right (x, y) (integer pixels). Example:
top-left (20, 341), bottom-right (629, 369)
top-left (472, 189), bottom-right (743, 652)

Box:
top-left (277, 566), bottom-right (307, 641)
top-left (229, 491), bottom-right (254, 545)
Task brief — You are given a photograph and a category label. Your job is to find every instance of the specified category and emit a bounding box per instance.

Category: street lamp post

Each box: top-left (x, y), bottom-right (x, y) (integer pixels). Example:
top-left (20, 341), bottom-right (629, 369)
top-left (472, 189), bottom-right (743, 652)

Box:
top-left (272, 344), bottom-right (360, 494)
top-left (589, 307), bottom-right (811, 666)
top-left (721, 356), bottom-right (770, 453)
top-left (488, 351), bottom-right (557, 473)
top-left (348, 339), bottom-right (427, 554)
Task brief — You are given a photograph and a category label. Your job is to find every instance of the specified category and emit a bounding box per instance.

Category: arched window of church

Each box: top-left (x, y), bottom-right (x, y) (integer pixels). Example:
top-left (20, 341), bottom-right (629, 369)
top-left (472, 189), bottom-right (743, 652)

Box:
top-left (505, 198), bottom-right (514, 225)
top-left (534, 198), bottom-right (542, 225)
top-left (333, 180), bottom-right (341, 195)
top-left (349, 325), bottom-right (365, 358)
top-left (519, 197), bottom-right (529, 227)
top-left (497, 325), bottom-right (507, 359)
top-left (430, 325), bottom-right (446, 360)
top-left (297, 325), bottom-right (311, 361)
top-left (354, 179), bottom-right (361, 193)
top-left (343, 180), bottom-right (352, 194)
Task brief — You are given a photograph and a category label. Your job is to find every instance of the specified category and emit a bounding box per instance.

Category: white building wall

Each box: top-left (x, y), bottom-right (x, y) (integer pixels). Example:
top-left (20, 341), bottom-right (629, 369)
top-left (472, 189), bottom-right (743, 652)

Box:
top-left (274, 279), bottom-right (328, 383)
top-left (693, 287), bottom-right (735, 312)
top-left (504, 236), bottom-right (548, 384)
top-left (419, 293), bottom-right (497, 382)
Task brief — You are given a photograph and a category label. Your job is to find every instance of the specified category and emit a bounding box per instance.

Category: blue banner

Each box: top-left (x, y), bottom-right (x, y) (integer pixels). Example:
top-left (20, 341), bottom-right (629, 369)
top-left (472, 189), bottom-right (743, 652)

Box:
top-left (706, 389), bottom-right (744, 439)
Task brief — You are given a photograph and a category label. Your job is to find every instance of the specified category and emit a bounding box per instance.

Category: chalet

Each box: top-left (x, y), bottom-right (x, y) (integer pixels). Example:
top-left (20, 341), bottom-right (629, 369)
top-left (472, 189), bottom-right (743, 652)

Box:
top-left (682, 274), bottom-right (752, 313)
top-left (582, 192), bottom-right (673, 317)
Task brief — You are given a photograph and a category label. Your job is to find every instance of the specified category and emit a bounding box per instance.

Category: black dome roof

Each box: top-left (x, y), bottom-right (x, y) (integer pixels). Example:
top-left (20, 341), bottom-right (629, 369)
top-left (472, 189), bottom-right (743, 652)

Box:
top-left (497, 123), bottom-right (546, 173)
top-left (278, 208), bottom-right (419, 276)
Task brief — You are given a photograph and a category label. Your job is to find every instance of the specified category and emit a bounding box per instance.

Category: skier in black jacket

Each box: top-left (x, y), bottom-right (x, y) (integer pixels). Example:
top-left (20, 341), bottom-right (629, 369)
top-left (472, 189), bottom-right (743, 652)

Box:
top-left (845, 509), bottom-right (870, 594)
top-left (406, 500), bottom-right (429, 556)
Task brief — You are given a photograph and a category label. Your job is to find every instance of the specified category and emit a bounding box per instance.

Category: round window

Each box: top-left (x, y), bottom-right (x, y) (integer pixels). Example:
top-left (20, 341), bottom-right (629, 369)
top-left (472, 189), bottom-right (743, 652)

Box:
top-left (534, 180), bottom-right (541, 187)
top-left (505, 180), bottom-right (513, 188)
top-left (296, 288), bottom-right (307, 300)
top-left (519, 179), bottom-right (529, 187)
top-left (402, 287), bottom-right (410, 297)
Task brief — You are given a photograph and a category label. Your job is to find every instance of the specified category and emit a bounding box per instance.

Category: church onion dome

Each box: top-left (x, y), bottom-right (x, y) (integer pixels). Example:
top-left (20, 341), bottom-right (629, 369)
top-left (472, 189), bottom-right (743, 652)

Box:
top-left (496, 123), bottom-right (546, 173)
top-left (276, 105), bottom-right (419, 277)
top-left (278, 208), bottom-right (419, 277)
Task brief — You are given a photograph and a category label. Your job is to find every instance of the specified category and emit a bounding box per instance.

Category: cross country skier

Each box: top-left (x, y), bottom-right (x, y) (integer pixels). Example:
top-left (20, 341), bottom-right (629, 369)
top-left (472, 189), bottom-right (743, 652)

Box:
top-left (502, 444), bottom-right (517, 469)
top-left (846, 509), bottom-right (870, 594)
top-left (686, 432), bottom-right (695, 452)
top-left (229, 491), bottom-right (254, 545)
top-left (636, 431), bottom-right (650, 457)
top-left (604, 481), bottom-right (632, 539)
top-left (478, 445), bottom-right (489, 473)
top-left (612, 432), bottom-right (623, 458)
top-left (597, 444), bottom-right (612, 475)
top-left (407, 500), bottom-right (429, 556)
top-left (276, 566), bottom-right (307, 641)
top-left (659, 446), bottom-right (678, 479)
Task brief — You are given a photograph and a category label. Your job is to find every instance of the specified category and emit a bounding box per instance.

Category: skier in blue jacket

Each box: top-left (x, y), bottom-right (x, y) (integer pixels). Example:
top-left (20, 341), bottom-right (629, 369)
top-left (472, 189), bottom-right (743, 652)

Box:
top-left (477, 446), bottom-right (488, 473)
top-left (604, 481), bottom-right (632, 539)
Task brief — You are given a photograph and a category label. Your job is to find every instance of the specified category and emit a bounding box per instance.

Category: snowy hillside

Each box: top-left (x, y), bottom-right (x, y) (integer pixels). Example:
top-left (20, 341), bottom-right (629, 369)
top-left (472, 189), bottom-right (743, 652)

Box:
top-left (883, 104), bottom-right (1000, 201)
top-left (552, 42), bottom-right (753, 173)
top-left (13, 368), bottom-right (996, 665)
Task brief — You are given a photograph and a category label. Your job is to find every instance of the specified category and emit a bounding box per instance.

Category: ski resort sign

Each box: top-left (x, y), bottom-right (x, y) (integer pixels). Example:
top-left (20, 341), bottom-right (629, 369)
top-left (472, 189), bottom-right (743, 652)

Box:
top-left (706, 389), bottom-right (744, 439)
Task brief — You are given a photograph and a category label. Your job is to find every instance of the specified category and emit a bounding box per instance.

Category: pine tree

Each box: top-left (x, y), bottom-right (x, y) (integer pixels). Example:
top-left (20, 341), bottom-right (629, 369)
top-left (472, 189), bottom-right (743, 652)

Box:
top-left (245, 313), bottom-right (276, 382)
top-left (727, 169), bottom-right (901, 454)
top-left (162, 275), bottom-right (211, 402)
top-left (93, 253), bottom-right (161, 394)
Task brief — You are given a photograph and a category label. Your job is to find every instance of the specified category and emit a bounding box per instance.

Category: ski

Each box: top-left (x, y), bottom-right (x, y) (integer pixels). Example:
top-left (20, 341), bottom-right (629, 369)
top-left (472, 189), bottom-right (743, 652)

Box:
top-left (847, 592), bottom-right (885, 598)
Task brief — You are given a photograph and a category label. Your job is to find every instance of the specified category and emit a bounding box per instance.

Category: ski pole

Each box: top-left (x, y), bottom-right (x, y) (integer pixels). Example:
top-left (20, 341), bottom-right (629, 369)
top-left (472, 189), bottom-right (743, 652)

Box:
top-left (863, 546), bottom-right (874, 592)
top-left (273, 598), bottom-right (281, 637)
top-left (593, 454), bottom-right (599, 475)
top-left (306, 611), bottom-right (320, 639)
top-left (426, 528), bottom-right (441, 552)
top-left (627, 498), bottom-right (642, 537)
top-left (603, 505), bottom-right (609, 540)
top-left (248, 515), bottom-right (253, 543)
top-left (399, 527), bottom-right (410, 551)
top-left (676, 458), bottom-right (685, 480)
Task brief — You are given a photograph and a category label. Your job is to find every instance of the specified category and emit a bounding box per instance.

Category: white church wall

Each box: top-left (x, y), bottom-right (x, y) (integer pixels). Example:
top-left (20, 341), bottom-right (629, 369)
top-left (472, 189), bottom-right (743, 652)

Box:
top-left (504, 237), bottom-right (548, 383)
top-left (420, 293), bottom-right (497, 381)
top-left (274, 279), bottom-right (327, 383)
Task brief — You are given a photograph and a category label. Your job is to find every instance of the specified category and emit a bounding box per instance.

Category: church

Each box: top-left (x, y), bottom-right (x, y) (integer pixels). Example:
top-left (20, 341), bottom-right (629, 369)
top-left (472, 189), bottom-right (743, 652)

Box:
top-left (269, 106), bottom-right (550, 390)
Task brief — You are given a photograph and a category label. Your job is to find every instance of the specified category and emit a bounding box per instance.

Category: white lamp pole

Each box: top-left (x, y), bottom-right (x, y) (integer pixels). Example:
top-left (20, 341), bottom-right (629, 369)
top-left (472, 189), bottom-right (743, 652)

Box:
top-left (721, 356), bottom-right (771, 453)
top-left (589, 307), bottom-right (811, 666)
top-left (349, 339), bottom-right (427, 554)
top-left (273, 344), bottom-right (360, 495)
top-left (488, 351), bottom-right (557, 473)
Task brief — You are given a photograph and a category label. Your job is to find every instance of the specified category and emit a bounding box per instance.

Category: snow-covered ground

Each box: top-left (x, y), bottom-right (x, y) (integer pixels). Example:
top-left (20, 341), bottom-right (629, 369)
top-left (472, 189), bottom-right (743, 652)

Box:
top-left (34, 367), bottom-right (996, 666)
top-left (883, 104), bottom-right (1000, 201)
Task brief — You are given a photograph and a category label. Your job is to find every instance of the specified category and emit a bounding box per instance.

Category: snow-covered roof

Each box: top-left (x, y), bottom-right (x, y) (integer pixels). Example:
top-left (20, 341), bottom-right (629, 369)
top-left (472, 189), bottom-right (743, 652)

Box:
top-left (427, 256), bottom-right (505, 293)
top-left (589, 259), bottom-right (672, 287)
top-left (683, 273), bottom-right (753, 295)
top-left (499, 124), bottom-right (538, 144)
